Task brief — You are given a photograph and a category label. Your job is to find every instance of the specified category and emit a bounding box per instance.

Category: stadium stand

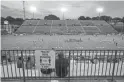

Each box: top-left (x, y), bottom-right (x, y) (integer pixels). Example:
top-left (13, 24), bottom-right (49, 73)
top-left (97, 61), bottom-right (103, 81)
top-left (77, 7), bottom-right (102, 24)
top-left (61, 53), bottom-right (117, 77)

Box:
top-left (80, 20), bottom-right (94, 26)
top-left (38, 20), bottom-right (52, 26)
top-left (34, 26), bottom-right (51, 34)
top-left (52, 20), bottom-right (66, 26)
top-left (74, 26), bottom-right (85, 33)
top-left (22, 19), bottom-right (31, 25)
top-left (98, 25), bottom-right (117, 34)
top-left (16, 19), bottom-right (118, 35)
top-left (51, 26), bottom-right (67, 34)
top-left (92, 20), bottom-right (110, 26)
top-left (66, 20), bottom-right (81, 26)
top-left (83, 26), bottom-right (100, 34)
top-left (29, 19), bottom-right (39, 26)
top-left (16, 26), bottom-right (35, 34)
top-left (67, 26), bottom-right (77, 33)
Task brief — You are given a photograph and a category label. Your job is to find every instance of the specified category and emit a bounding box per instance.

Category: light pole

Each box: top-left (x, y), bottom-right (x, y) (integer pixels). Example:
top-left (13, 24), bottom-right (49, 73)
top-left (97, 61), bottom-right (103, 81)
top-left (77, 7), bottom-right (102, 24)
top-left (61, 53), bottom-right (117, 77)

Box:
top-left (62, 12), bottom-right (65, 20)
top-left (96, 7), bottom-right (103, 20)
top-left (33, 12), bottom-right (34, 19)
top-left (60, 7), bottom-right (67, 20)
top-left (30, 6), bottom-right (37, 19)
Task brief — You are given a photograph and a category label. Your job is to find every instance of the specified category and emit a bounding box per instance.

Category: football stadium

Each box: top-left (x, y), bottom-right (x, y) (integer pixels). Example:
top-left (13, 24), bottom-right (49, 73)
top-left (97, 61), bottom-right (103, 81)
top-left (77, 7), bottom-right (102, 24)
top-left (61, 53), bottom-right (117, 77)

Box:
top-left (1, 19), bottom-right (124, 81)
top-left (1, 1), bottom-right (124, 82)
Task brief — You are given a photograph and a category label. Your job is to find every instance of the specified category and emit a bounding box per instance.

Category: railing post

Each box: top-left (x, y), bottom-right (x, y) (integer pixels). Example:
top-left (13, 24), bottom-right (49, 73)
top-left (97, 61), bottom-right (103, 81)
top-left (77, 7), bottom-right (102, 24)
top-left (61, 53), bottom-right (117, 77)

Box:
top-left (112, 50), bottom-right (117, 82)
top-left (21, 50), bottom-right (26, 82)
top-left (68, 51), bottom-right (71, 82)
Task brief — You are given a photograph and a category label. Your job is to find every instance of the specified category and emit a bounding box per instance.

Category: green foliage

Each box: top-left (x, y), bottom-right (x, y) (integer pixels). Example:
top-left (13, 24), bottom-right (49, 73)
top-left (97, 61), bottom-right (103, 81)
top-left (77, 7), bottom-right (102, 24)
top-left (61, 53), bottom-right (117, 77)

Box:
top-left (44, 14), bottom-right (60, 20)
top-left (78, 16), bottom-right (86, 20)
top-left (1, 16), bottom-right (24, 25)
top-left (122, 17), bottom-right (124, 23)
top-left (100, 16), bottom-right (112, 22)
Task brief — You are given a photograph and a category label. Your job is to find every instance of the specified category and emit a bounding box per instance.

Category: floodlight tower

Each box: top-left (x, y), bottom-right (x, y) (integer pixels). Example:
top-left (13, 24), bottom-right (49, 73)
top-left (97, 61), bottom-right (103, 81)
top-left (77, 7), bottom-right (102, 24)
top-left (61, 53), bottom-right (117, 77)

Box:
top-left (60, 7), bottom-right (67, 20)
top-left (96, 7), bottom-right (104, 20)
top-left (23, 1), bottom-right (26, 20)
top-left (30, 6), bottom-right (37, 19)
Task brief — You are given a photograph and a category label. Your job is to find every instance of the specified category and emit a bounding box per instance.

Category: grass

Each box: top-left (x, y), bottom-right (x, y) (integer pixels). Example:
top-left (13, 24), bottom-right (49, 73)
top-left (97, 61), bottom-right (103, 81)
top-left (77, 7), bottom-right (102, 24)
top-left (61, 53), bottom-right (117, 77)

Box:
top-left (1, 35), bottom-right (124, 50)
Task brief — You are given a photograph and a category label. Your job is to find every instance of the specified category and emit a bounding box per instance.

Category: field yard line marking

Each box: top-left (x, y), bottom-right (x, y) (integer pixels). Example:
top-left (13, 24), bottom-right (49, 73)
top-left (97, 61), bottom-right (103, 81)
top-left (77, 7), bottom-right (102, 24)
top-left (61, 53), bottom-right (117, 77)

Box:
top-left (32, 20), bottom-right (40, 33)
top-left (79, 20), bottom-right (86, 34)
top-left (65, 20), bottom-right (69, 33)
top-left (95, 26), bottom-right (101, 33)
top-left (50, 20), bottom-right (53, 34)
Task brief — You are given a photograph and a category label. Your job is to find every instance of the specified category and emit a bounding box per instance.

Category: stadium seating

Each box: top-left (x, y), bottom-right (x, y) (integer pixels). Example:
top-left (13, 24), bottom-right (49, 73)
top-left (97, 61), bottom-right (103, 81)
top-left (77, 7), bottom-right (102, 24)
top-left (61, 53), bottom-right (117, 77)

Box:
top-left (38, 20), bottom-right (52, 26)
top-left (67, 26), bottom-right (78, 34)
top-left (52, 20), bottom-right (65, 26)
top-left (83, 26), bottom-right (100, 34)
top-left (98, 25), bottom-right (117, 34)
top-left (80, 20), bottom-right (94, 26)
top-left (22, 20), bottom-right (31, 25)
top-left (16, 19), bottom-right (118, 35)
top-left (51, 26), bottom-right (67, 34)
top-left (66, 20), bottom-right (80, 26)
top-left (92, 20), bottom-right (110, 26)
top-left (16, 26), bottom-right (35, 34)
top-left (74, 26), bottom-right (85, 33)
top-left (29, 20), bottom-right (39, 26)
top-left (34, 26), bottom-right (51, 34)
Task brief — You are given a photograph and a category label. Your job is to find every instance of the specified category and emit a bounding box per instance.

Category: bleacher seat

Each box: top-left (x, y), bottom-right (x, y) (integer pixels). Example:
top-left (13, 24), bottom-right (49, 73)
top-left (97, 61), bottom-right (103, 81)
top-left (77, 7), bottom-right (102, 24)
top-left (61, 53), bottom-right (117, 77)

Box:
top-left (16, 19), bottom-right (118, 35)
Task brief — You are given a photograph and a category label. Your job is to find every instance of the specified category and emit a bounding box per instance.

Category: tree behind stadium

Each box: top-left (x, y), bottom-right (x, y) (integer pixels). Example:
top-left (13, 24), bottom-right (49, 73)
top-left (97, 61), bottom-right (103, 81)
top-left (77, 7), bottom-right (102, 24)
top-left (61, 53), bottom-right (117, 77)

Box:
top-left (44, 14), bottom-right (60, 20)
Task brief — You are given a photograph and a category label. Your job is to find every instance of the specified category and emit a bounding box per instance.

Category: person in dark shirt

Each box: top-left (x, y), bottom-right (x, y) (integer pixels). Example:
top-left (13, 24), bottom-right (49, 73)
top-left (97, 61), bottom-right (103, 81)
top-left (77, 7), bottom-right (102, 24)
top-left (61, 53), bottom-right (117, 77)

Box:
top-left (26, 57), bottom-right (32, 69)
top-left (17, 57), bottom-right (22, 68)
top-left (55, 52), bottom-right (69, 78)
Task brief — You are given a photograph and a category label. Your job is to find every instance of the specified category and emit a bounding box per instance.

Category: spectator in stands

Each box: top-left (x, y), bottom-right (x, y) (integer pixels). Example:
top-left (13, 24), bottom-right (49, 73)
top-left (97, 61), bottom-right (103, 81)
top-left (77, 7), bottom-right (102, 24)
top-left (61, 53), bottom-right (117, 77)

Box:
top-left (55, 52), bottom-right (69, 78)
top-left (17, 57), bottom-right (23, 68)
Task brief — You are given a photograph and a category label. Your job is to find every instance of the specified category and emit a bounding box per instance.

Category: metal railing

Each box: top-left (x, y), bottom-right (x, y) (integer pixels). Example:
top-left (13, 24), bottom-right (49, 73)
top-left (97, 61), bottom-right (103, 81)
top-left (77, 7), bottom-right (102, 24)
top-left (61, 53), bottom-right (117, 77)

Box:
top-left (1, 50), bottom-right (124, 81)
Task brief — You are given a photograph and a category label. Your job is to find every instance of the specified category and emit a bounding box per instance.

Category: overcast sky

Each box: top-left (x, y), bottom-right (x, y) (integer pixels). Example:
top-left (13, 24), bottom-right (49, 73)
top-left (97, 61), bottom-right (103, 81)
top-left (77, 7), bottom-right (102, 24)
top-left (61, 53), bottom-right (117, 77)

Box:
top-left (1, 1), bottom-right (124, 19)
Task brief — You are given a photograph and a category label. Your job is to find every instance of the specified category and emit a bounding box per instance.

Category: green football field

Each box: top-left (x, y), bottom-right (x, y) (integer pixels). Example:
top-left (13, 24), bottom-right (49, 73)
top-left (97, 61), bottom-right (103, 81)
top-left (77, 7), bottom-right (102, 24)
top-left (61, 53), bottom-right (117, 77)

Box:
top-left (1, 34), bottom-right (124, 50)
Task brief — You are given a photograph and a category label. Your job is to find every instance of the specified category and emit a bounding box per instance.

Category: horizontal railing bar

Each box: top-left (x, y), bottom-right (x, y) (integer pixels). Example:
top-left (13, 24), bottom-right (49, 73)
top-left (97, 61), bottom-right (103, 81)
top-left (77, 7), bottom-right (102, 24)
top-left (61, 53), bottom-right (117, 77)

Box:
top-left (1, 76), bottom-right (124, 80)
top-left (1, 49), bottom-right (124, 51)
